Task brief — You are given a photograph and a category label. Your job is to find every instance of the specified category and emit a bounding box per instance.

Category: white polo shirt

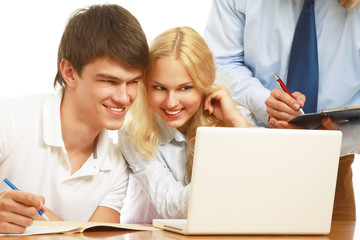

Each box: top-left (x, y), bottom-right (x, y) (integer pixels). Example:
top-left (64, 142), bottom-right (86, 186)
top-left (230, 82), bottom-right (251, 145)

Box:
top-left (0, 91), bottom-right (129, 221)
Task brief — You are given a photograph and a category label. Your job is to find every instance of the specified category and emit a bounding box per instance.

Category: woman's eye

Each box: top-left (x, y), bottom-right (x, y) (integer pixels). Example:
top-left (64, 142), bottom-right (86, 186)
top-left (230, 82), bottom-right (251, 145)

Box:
top-left (181, 86), bottom-right (193, 91)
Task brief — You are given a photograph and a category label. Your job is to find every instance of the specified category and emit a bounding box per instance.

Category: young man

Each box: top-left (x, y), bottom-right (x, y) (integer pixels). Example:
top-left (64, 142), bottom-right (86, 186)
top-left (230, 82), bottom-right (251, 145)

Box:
top-left (0, 4), bottom-right (149, 233)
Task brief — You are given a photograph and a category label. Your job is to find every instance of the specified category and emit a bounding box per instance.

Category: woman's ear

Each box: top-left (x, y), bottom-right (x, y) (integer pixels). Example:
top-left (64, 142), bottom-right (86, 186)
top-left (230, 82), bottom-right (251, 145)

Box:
top-left (60, 59), bottom-right (77, 88)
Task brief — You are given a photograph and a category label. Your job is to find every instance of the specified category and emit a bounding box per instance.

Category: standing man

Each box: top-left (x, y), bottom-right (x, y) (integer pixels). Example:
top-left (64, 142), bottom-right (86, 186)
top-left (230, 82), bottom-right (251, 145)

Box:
top-left (205, 0), bottom-right (359, 221)
top-left (0, 4), bottom-right (149, 233)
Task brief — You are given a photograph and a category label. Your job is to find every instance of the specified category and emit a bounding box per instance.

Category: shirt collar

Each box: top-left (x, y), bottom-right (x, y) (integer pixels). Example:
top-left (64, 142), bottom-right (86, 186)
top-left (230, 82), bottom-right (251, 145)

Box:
top-left (43, 90), bottom-right (112, 173)
top-left (62, 130), bottom-right (113, 180)
top-left (43, 90), bottom-right (64, 148)
top-left (95, 129), bottom-right (112, 171)
top-left (155, 114), bottom-right (187, 145)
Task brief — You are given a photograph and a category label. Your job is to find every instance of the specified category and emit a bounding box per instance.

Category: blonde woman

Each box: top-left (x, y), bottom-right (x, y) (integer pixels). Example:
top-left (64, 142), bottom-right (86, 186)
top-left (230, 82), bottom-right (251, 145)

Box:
top-left (119, 26), bottom-right (249, 223)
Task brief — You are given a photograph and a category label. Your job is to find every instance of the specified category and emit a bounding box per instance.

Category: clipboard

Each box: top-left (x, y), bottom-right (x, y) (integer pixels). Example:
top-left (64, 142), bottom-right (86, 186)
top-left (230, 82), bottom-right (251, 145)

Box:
top-left (288, 106), bottom-right (360, 129)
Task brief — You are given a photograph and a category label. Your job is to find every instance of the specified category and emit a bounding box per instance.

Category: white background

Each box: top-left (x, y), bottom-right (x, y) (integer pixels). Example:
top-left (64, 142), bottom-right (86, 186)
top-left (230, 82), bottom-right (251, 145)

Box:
top-left (0, 0), bottom-right (212, 96)
top-left (0, 0), bottom-right (359, 229)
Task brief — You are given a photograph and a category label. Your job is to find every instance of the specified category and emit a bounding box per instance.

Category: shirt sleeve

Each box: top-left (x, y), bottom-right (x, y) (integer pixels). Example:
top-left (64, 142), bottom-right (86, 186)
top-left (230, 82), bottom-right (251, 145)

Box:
top-left (338, 120), bottom-right (360, 155)
top-left (98, 143), bottom-right (130, 214)
top-left (204, 0), bottom-right (271, 125)
top-left (118, 129), bottom-right (190, 218)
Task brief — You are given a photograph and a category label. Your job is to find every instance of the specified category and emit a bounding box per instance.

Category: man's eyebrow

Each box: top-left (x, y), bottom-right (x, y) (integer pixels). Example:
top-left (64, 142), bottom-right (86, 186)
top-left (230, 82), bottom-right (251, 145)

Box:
top-left (95, 73), bottom-right (143, 81)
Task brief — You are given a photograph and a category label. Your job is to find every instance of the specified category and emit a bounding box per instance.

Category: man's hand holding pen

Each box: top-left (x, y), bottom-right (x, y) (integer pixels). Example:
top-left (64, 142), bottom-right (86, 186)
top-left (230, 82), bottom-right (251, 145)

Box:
top-left (267, 73), bottom-right (305, 128)
top-left (0, 190), bottom-right (47, 234)
top-left (266, 73), bottom-right (339, 131)
top-left (266, 88), bottom-right (305, 128)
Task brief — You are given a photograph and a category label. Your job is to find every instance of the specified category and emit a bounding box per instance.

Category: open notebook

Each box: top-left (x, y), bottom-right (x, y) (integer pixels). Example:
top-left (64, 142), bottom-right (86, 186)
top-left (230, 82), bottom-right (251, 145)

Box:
top-left (0, 221), bottom-right (157, 236)
top-left (153, 127), bottom-right (342, 235)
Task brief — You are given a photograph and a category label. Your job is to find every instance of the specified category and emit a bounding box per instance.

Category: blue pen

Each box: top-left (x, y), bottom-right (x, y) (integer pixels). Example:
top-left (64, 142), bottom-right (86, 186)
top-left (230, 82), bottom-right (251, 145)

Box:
top-left (3, 178), bottom-right (49, 221)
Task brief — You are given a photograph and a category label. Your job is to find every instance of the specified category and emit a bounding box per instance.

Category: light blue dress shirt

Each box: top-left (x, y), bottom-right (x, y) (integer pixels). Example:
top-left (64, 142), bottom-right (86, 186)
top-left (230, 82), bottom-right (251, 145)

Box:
top-left (118, 116), bottom-right (190, 223)
top-left (204, 0), bottom-right (360, 154)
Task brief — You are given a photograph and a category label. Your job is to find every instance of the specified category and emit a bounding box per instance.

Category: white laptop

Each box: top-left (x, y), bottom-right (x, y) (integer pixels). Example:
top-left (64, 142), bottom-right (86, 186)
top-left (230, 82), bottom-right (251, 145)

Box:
top-left (153, 127), bottom-right (342, 235)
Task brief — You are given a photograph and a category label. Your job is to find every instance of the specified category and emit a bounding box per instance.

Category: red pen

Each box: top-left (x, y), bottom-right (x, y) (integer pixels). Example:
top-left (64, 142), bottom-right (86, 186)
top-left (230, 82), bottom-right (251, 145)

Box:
top-left (273, 73), bottom-right (305, 115)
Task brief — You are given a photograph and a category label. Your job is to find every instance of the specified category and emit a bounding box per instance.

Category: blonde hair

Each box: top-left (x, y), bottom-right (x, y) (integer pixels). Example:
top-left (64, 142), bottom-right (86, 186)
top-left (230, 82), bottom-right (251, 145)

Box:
top-left (128, 26), bottom-right (226, 182)
top-left (338, 0), bottom-right (359, 9)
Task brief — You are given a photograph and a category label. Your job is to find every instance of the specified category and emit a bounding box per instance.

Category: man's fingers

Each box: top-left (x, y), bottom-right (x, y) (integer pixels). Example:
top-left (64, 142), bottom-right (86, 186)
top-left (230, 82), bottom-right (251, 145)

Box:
top-left (0, 191), bottom-right (43, 219)
top-left (268, 118), bottom-right (302, 129)
top-left (36, 195), bottom-right (47, 213)
top-left (319, 116), bottom-right (338, 130)
top-left (6, 191), bottom-right (43, 211)
top-left (268, 118), bottom-right (288, 128)
top-left (0, 221), bottom-right (27, 234)
top-left (0, 196), bottom-right (35, 234)
top-left (267, 106), bottom-right (299, 122)
top-left (0, 208), bottom-right (34, 228)
top-left (292, 91), bottom-right (306, 107)
top-left (272, 89), bottom-right (301, 110)
top-left (0, 191), bottom-right (39, 220)
top-left (266, 90), bottom-right (301, 119)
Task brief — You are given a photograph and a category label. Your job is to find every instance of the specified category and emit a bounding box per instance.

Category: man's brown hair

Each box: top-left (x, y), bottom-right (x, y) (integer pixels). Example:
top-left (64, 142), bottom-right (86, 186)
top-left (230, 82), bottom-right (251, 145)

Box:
top-left (54, 4), bottom-right (149, 88)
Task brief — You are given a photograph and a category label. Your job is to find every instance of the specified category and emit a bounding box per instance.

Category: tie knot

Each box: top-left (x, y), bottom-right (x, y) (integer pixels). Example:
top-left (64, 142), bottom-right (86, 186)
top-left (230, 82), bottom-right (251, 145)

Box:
top-left (303, 0), bottom-right (315, 13)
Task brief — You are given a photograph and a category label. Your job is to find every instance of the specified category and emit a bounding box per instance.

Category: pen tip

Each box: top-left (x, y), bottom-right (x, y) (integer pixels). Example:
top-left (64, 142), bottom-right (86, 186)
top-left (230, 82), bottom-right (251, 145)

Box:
top-left (273, 73), bottom-right (279, 79)
top-left (42, 214), bottom-right (50, 221)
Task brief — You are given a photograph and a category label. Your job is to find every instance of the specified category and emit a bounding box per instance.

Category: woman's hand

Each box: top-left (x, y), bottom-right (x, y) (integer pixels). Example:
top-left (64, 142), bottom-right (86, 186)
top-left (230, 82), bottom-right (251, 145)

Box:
top-left (204, 87), bottom-right (249, 127)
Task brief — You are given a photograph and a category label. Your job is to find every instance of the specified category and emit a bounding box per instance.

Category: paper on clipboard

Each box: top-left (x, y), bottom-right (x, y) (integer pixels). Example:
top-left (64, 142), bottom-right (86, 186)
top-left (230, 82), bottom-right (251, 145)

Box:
top-left (288, 106), bottom-right (360, 129)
